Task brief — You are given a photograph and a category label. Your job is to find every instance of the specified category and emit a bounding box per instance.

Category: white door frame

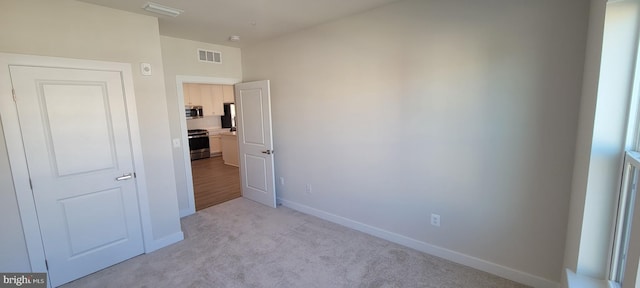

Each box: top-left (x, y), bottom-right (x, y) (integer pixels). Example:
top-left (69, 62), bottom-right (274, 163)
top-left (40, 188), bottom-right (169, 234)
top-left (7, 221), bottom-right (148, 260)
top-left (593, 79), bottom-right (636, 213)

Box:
top-left (175, 75), bottom-right (241, 217)
top-left (0, 53), bottom-right (154, 274)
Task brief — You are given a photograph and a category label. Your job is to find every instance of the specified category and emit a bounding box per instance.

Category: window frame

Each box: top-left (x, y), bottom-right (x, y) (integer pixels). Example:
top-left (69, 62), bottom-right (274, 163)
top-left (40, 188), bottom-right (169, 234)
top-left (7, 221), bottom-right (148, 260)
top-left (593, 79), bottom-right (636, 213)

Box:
top-left (611, 151), bottom-right (640, 284)
top-left (609, 0), bottom-right (640, 281)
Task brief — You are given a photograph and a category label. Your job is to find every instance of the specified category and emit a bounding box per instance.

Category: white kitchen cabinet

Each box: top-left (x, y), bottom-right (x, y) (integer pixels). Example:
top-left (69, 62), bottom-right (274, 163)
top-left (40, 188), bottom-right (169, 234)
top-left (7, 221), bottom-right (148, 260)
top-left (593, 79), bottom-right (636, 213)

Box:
top-left (197, 84), bottom-right (216, 116)
top-left (222, 85), bottom-right (235, 103)
top-left (199, 84), bottom-right (213, 116)
top-left (183, 83), bottom-right (224, 116)
top-left (209, 84), bottom-right (224, 115)
top-left (221, 132), bottom-right (239, 167)
top-left (183, 83), bottom-right (201, 105)
top-left (209, 135), bottom-right (222, 155)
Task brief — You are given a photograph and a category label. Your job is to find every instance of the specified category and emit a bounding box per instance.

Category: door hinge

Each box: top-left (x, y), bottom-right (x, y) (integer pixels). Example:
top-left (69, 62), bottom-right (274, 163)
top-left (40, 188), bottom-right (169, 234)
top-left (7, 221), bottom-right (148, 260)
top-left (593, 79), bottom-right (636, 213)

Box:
top-left (12, 88), bottom-right (16, 102)
top-left (45, 260), bottom-right (48, 271)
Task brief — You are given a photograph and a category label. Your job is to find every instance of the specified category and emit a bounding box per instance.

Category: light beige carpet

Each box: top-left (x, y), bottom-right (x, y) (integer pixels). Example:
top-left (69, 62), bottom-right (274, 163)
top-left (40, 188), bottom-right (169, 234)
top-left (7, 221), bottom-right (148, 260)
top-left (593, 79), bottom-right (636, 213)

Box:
top-left (62, 198), bottom-right (529, 288)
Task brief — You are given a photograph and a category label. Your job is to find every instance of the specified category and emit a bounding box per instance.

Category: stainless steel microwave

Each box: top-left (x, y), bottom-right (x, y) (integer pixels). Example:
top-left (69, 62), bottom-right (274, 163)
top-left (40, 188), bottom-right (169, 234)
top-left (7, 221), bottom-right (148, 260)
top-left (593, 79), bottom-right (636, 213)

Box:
top-left (185, 105), bottom-right (203, 119)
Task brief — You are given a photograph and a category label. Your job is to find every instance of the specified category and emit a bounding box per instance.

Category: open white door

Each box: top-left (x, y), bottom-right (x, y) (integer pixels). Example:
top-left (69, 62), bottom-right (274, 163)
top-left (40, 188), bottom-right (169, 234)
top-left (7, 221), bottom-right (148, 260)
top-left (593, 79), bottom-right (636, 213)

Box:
top-left (10, 65), bottom-right (144, 287)
top-left (235, 80), bottom-right (276, 208)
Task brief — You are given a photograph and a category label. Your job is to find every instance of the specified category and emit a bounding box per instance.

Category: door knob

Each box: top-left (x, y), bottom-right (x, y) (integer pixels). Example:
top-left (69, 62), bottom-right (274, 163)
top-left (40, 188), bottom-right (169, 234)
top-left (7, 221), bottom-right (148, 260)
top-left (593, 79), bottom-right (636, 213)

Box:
top-left (116, 173), bottom-right (133, 181)
top-left (261, 150), bottom-right (273, 155)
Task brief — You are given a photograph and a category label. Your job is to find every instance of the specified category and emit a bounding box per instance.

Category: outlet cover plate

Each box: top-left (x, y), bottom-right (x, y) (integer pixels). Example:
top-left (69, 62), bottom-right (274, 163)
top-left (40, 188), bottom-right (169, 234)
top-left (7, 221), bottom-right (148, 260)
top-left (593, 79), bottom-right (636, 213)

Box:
top-left (430, 213), bottom-right (441, 227)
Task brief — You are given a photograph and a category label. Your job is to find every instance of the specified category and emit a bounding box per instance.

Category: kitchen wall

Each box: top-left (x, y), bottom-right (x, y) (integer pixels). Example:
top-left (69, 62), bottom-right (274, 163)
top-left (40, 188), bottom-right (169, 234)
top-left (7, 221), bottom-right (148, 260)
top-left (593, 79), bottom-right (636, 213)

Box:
top-left (160, 36), bottom-right (242, 216)
top-left (0, 0), bottom-right (182, 270)
top-left (242, 0), bottom-right (589, 285)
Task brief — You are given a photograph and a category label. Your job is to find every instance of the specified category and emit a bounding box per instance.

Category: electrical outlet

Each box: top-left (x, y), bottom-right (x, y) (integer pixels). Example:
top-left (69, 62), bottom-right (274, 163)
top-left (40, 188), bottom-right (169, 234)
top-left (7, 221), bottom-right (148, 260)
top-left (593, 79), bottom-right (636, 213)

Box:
top-left (305, 184), bottom-right (312, 194)
top-left (280, 177), bottom-right (285, 186)
top-left (430, 213), bottom-right (441, 227)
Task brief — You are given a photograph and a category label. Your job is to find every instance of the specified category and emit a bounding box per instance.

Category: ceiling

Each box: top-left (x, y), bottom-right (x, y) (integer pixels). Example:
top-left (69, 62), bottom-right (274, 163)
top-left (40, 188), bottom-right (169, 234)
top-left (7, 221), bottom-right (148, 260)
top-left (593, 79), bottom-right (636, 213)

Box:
top-left (77, 0), bottom-right (403, 48)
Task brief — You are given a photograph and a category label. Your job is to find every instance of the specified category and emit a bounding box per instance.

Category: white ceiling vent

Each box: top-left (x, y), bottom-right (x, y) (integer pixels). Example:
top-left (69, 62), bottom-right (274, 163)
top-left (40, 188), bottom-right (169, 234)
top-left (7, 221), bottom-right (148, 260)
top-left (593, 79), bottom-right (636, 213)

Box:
top-left (198, 49), bottom-right (221, 64)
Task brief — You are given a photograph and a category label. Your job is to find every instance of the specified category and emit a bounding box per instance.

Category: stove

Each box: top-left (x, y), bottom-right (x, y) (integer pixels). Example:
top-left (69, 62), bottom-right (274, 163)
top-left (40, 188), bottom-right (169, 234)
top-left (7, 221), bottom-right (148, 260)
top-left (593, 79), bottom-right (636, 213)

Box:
top-left (187, 129), bottom-right (210, 160)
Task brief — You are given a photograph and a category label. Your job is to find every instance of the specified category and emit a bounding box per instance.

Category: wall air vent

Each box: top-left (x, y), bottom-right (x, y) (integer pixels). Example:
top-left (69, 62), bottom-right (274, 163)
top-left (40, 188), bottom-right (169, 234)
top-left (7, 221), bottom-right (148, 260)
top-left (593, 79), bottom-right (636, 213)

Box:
top-left (198, 49), bottom-right (221, 64)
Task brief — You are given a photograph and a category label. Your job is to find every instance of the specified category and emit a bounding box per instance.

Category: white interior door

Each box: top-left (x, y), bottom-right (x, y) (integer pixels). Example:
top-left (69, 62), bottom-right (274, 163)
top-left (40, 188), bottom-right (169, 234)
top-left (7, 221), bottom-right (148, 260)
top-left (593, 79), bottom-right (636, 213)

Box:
top-left (10, 65), bottom-right (144, 287)
top-left (235, 80), bottom-right (276, 208)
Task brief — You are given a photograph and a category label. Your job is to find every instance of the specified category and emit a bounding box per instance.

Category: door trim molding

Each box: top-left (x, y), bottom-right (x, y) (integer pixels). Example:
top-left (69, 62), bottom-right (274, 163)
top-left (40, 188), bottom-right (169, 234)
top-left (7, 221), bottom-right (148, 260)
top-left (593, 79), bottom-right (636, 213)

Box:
top-left (175, 75), bottom-right (240, 217)
top-left (0, 53), bottom-right (154, 273)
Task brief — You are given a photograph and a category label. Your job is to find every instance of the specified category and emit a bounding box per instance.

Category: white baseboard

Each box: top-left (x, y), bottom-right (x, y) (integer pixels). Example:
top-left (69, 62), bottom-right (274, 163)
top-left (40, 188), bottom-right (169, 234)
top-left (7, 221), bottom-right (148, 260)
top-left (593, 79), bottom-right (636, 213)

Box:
top-left (278, 198), bottom-right (559, 288)
top-left (144, 231), bottom-right (184, 253)
top-left (180, 207), bottom-right (195, 218)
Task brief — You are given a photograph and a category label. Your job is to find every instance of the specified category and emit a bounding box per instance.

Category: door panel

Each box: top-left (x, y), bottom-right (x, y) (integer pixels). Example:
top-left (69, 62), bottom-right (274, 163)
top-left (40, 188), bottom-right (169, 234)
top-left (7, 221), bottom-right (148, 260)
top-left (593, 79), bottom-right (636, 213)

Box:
top-left (235, 80), bottom-right (276, 208)
top-left (42, 83), bottom-right (116, 176)
top-left (245, 155), bottom-right (268, 191)
top-left (61, 188), bottom-right (128, 256)
top-left (10, 65), bottom-right (143, 287)
top-left (239, 89), bottom-right (265, 144)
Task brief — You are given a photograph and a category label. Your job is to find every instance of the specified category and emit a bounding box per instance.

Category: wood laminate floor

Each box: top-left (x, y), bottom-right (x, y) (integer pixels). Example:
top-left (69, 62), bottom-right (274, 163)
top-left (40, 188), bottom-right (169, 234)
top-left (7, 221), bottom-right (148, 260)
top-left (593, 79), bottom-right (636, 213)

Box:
top-left (191, 156), bottom-right (241, 211)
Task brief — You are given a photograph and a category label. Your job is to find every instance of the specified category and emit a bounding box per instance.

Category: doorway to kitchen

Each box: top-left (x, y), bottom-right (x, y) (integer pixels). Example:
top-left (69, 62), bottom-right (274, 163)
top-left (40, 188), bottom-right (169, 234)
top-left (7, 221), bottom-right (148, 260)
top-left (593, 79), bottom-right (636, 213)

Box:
top-left (176, 75), bottom-right (242, 215)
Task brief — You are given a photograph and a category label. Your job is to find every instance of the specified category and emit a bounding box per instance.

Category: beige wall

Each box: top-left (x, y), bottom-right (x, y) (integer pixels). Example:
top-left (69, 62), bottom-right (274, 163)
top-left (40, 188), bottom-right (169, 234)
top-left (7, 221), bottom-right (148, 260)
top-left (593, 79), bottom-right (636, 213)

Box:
top-left (242, 0), bottom-right (589, 283)
top-left (159, 36), bottom-right (242, 215)
top-left (0, 0), bottom-right (181, 270)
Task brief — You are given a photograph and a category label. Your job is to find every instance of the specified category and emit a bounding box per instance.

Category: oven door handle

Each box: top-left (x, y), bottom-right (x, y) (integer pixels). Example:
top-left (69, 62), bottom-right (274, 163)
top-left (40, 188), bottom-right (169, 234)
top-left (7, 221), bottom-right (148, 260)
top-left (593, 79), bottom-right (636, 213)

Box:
top-left (188, 135), bottom-right (207, 139)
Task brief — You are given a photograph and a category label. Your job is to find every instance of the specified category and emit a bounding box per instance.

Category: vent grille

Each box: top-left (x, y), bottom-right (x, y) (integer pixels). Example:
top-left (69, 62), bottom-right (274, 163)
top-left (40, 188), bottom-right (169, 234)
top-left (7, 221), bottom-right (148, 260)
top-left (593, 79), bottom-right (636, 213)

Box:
top-left (198, 49), bottom-right (221, 64)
